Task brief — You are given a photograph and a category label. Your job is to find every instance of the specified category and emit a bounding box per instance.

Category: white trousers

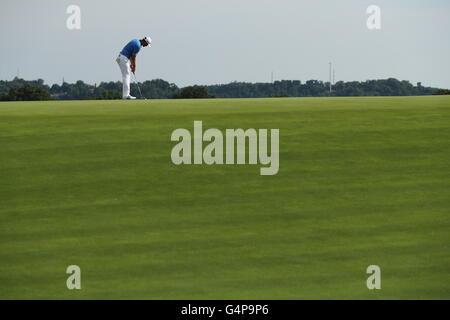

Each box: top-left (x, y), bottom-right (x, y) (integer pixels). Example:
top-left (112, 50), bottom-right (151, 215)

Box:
top-left (116, 54), bottom-right (131, 98)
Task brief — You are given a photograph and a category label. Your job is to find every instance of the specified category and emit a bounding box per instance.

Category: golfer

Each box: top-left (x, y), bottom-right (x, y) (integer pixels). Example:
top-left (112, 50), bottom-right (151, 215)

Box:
top-left (116, 37), bottom-right (152, 99)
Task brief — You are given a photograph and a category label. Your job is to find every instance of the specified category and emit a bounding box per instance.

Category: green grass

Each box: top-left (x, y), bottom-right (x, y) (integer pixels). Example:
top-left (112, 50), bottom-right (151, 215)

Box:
top-left (1, 96), bottom-right (449, 299)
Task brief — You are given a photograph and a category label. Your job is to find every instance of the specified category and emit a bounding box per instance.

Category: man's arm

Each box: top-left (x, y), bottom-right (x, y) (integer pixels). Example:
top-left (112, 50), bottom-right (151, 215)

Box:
top-left (130, 55), bottom-right (136, 73)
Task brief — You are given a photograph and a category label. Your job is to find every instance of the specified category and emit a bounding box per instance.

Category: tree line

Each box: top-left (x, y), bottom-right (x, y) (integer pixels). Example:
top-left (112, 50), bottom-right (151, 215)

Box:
top-left (207, 79), bottom-right (439, 98)
top-left (0, 77), bottom-right (447, 101)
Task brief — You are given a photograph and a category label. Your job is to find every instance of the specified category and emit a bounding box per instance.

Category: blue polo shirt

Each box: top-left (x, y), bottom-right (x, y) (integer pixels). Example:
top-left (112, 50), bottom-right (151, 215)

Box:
top-left (120, 39), bottom-right (141, 59)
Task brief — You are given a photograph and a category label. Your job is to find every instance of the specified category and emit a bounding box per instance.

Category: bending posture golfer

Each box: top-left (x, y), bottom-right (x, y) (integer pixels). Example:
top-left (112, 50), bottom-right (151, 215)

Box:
top-left (116, 37), bottom-right (151, 99)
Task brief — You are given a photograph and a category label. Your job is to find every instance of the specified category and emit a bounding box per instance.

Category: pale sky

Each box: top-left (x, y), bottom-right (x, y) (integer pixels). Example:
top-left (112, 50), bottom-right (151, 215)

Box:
top-left (1, 0), bottom-right (449, 88)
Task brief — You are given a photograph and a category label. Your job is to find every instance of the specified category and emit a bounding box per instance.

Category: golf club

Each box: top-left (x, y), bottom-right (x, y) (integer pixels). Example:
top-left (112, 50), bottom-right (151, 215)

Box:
top-left (132, 72), bottom-right (146, 100)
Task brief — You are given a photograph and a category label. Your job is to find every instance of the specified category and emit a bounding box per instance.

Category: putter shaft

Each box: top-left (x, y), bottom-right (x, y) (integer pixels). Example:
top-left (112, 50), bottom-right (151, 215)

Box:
top-left (133, 72), bottom-right (145, 99)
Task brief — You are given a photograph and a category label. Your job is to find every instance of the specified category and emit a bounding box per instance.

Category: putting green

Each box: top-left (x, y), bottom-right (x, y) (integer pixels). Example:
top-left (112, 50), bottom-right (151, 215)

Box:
top-left (0, 96), bottom-right (449, 299)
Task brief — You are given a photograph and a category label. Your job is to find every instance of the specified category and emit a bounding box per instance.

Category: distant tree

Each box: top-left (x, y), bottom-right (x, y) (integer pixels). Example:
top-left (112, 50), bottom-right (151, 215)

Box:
top-left (98, 90), bottom-right (121, 100)
top-left (0, 77), bottom-right (50, 96)
top-left (1, 84), bottom-right (52, 101)
top-left (134, 79), bottom-right (179, 99)
top-left (433, 89), bottom-right (450, 95)
top-left (272, 94), bottom-right (289, 98)
top-left (172, 86), bottom-right (215, 99)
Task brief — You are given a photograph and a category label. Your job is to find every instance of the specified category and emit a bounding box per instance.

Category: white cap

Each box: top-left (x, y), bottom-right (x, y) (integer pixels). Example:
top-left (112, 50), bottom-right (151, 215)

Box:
top-left (143, 36), bottom-right (152, 46)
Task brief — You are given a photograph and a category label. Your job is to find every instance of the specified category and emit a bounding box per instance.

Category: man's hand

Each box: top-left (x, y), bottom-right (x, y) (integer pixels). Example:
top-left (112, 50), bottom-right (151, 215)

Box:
top-left (130, 55), bottom-right (137, 73)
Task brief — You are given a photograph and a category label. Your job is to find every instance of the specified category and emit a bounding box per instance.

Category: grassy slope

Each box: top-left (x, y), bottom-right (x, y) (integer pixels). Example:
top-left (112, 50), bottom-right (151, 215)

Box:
top-left (0, 96), bottom-right (449, 299)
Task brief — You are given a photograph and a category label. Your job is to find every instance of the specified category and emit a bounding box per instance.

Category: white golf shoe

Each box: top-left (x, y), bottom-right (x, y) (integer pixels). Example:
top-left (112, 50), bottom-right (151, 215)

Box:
top-left (123, 95), bottom-right (137, 100)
